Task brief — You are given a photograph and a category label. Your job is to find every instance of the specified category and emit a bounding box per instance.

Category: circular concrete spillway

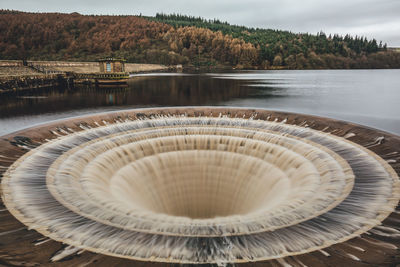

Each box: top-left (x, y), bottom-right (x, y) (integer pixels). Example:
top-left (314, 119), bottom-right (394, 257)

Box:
top-left (0, 107), bottom-right (400, 266)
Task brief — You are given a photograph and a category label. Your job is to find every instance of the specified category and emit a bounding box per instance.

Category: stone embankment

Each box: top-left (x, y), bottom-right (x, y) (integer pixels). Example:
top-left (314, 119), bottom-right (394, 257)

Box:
top-left (0, 74), bottom-right (71, 93)
top-left (0, 66), bottom-right (42, 77)
top-left (0, 60), bottom-right (169, 93)
top-left (0, 60), bottom-right (168, 74)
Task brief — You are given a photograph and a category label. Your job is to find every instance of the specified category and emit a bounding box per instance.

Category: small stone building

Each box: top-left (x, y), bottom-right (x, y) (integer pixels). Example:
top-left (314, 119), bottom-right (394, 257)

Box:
top-left (98, 58), bottom-right (125, 73)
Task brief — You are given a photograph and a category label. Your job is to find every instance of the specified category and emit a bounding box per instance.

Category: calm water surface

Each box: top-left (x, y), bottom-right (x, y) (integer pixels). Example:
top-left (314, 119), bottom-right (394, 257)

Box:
top-left (1, 69), bottom-right (399, 135)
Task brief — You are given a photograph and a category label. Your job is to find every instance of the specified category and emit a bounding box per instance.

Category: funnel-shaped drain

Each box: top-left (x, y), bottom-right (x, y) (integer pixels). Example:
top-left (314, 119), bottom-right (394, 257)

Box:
top-left (1, 108), bottom-right (399, 265)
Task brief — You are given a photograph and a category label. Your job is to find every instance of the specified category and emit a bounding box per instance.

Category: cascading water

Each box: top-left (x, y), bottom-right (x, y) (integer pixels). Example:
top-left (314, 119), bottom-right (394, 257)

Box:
top-left (0, 107), bottom-right (399, 266)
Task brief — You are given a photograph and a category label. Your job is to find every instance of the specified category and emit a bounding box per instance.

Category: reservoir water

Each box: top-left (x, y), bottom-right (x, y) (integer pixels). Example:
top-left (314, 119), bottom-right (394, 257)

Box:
top-left (0, 69), bottom-right (399, 136)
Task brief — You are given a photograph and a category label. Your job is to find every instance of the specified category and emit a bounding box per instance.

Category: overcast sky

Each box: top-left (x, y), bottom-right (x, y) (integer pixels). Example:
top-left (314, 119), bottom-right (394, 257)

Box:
top-left (2, 0), bottom-right (399, 46)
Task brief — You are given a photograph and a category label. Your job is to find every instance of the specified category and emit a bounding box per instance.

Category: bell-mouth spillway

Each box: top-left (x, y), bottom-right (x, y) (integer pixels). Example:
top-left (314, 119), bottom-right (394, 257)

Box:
top-left (0, 107), bottom-right (399, 266)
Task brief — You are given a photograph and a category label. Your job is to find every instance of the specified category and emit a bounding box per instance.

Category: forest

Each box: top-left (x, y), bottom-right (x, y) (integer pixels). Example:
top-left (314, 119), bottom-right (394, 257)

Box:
top-left (1, 10), bottom-right (399, 69)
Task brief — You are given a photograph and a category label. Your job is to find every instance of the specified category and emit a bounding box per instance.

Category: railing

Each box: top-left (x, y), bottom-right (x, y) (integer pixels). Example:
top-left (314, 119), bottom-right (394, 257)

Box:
top-left (27, 63), bottom-right (64, 75)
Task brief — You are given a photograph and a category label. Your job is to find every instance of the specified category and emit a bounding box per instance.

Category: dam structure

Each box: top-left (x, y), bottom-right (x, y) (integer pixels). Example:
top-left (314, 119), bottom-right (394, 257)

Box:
top-left (0, 107), bottom-right (399, 266)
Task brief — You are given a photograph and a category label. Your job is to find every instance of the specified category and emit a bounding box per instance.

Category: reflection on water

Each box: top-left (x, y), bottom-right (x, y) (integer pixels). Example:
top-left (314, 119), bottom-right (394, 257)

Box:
top-left (0, 69), bottom-right (399, 135)
top-left (0, 75), bottom-right (250, 118)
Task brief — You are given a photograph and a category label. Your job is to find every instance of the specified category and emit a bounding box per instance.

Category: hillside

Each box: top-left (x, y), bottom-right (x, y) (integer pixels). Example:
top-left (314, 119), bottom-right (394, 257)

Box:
top-left (1, 10), bottom-right (399, 69)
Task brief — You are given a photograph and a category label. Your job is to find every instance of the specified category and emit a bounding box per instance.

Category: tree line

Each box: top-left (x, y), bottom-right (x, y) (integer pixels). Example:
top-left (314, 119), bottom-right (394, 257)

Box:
top-left (0, 10), bottom-right (399, 69)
